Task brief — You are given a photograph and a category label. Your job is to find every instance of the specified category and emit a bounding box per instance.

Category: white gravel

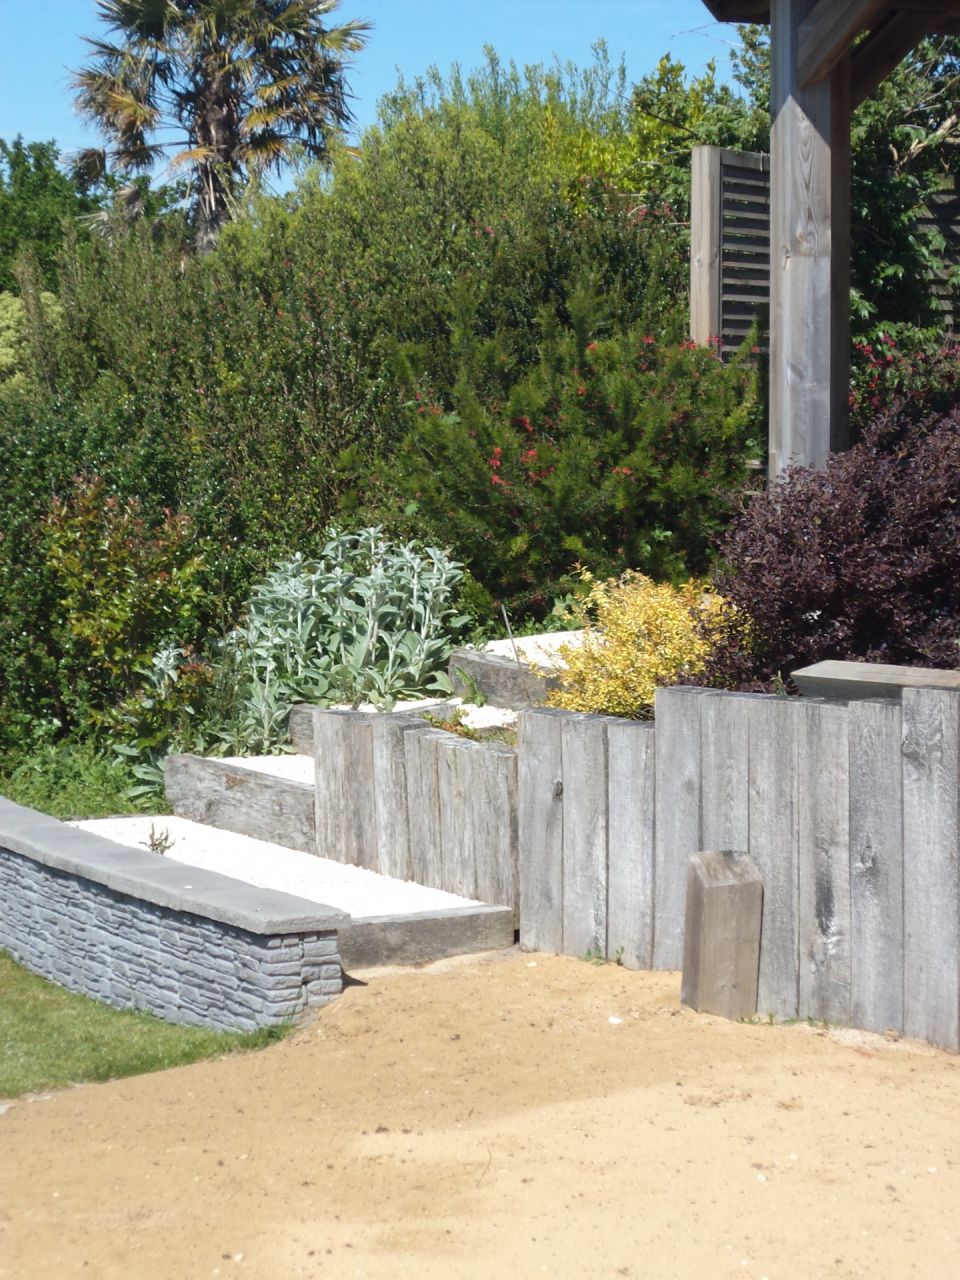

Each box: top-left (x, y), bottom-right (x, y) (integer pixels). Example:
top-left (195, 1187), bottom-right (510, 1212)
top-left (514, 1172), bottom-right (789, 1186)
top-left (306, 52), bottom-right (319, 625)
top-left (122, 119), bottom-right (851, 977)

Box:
top-left (482, 629), bottom-right (584, 669)
top-left (71, 815), bottom-right (483, 918)
top-left (219, 754), bottom-right (315, 784)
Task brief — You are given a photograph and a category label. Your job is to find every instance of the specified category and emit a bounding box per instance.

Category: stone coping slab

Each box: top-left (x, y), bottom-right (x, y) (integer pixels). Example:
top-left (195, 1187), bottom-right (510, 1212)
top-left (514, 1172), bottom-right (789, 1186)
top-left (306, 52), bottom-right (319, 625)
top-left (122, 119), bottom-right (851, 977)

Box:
top-left (792, 659), bottom-right (960, 702)
top-left (0, 796), bottom-right (347, 936)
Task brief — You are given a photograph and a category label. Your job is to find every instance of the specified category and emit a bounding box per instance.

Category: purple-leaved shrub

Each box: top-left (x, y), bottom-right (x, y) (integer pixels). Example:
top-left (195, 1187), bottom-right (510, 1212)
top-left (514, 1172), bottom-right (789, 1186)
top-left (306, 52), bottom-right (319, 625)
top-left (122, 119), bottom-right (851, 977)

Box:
top-left (702, 397), bottom-right (960, 691)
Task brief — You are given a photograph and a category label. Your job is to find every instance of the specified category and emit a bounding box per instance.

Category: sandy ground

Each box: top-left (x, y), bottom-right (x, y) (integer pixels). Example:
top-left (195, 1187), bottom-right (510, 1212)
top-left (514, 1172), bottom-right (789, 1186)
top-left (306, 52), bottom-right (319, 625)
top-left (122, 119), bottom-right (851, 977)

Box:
top-left (2, 951), bottom-right (960, 1280)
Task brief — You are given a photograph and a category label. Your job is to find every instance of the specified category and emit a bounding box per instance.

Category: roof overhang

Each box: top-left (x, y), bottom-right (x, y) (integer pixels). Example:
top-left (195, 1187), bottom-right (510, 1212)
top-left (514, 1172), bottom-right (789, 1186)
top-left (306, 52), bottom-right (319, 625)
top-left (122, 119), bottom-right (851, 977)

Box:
top-left (699, 1), bottom-right (770, 19)
top-left (700, 1), bottom-right (960, 26)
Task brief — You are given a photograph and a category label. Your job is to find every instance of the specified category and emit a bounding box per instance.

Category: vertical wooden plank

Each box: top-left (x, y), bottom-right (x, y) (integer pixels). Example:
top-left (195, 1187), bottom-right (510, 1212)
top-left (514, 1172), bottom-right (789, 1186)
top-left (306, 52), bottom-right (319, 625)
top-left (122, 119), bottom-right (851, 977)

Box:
top-left (748, 696), bottom-right (801, 1019)
top-left (606, 719), bottom-right (656, 970)
top-left (313, 709), bottom-right (375, 866)
top-left (518, 709), bottom-right (565, 954)
top-left (653, 687), bottom-right (707, 970)
top-left (849, 699), bottom-right (904, 1035)
top-left (561, 714), bottom-right (609, 959)
top-left (700, 691), bottom-right (750, 853)
top-left (690, 145), bottom-right (722, 347)
top-left (769, 0), bottom-right (852, 476)
top-left (471, 742), bottom-right (519, 920)
top-left (404, 728), bottom-right (446, 891)
top-left (373, 715), bottom-right (428, 881)
top-left (902, 688), bottom-right (960, 1051)
top-left (797, 699), bottom-right (851, 1024)
top-left (437, 735), bottom-right (477, 901)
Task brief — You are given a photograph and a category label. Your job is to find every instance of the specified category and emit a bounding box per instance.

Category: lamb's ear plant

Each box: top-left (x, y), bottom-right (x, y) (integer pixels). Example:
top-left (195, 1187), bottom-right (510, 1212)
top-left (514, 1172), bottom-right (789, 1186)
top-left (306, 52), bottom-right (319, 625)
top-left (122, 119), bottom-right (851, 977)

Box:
top-left (113, 528), bottom-right (469, 784)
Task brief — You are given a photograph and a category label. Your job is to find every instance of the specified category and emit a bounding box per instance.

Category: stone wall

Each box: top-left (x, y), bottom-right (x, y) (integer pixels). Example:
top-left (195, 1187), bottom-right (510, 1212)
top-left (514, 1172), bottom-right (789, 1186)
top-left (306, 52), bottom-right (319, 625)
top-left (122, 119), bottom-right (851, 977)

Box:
top-left (0, 797), bottom-right (346, 1032)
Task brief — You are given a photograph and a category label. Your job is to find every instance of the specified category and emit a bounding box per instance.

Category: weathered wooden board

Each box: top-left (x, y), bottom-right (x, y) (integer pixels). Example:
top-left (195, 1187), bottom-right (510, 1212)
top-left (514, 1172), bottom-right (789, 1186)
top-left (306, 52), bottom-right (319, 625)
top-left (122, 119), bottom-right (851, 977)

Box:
top-left (372, 715), bottom-right (428, 882)
top-left (518, 709), bottom-right (566, 954)
top-left (700, 691), bottom-right (750, 853)
top-left (748, 696), bottom-right (800, 1019)
top-left (902, 688), bottom-right (960, 1051)
top-left (849, 698), bottom-right (904, 1035)
top-left (681, 849), bottom-right (763, 1021)
top-left (404, 728), bottom-right (447, 892)
top-left (287, 703), bottom-right (316, 755)
top-left (560, 713), bottom-right (609, 959)
top-left (472, 742), bottom-right (519, 918)
top-left (313, 710), bottom-right (376, 866)
top-left (653, 687), bottom-right (708, 970)
top-left (164, 754), bottom-right (316, 852)
top-left (606, 719), bottom-right (656, 969)
top-left (436, 735), bottom-right (518, 915)
top-left (437, 735), bottom-right (478, 902)
top-left (797, 698), bottom-right (851, 1025)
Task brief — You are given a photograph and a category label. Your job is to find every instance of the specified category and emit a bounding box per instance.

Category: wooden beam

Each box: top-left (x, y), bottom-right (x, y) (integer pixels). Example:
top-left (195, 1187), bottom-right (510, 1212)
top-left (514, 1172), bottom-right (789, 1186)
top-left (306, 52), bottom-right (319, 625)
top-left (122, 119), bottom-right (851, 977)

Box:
top-left (851, 12), bottom-right (930, 107)
top-left (769, 0), bottom-right (852, 476)
top-left (798, 0), bottom-right (885, 87)
top-left (689, 146), bottom-right (722, 347)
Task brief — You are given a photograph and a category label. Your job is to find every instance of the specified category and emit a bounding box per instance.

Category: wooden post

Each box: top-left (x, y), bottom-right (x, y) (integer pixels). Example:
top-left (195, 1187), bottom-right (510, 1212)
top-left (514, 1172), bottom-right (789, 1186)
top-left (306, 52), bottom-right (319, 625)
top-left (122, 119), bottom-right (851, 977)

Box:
top-left (769, 0), bottom-right (852, 477)
top-left (690, 145), bottom-right (723, 347)
top-left (681, 850), bottom-right (764, 1021)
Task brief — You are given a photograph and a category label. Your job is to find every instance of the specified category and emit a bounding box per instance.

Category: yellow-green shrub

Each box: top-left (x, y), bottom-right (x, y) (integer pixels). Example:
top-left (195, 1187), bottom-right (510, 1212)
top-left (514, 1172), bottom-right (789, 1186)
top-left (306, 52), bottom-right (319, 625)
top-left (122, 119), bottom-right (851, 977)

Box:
top-left (546, 571), bottom-right (730, 719)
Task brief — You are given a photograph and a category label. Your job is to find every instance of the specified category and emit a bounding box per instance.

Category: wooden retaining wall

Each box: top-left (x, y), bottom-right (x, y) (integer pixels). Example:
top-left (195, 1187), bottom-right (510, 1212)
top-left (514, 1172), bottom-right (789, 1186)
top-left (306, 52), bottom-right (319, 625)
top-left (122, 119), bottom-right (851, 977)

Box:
top-left (313, 710), bottom-right (519, 920)
top-left (519, 687), bottom-right (960, 1053)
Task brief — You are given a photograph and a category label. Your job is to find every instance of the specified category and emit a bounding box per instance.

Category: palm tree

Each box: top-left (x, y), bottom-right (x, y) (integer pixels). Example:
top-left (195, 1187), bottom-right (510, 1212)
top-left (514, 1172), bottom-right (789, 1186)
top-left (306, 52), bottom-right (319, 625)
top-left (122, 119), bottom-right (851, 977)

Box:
top-left (74, 0), bottom-right (370, 249)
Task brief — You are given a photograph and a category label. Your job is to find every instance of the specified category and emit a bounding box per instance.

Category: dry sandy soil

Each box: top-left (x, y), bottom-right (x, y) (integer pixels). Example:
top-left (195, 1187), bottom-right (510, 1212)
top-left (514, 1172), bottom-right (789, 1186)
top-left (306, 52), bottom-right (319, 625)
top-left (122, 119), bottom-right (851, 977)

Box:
top-left (2, 950), bottom-right (960, 1280)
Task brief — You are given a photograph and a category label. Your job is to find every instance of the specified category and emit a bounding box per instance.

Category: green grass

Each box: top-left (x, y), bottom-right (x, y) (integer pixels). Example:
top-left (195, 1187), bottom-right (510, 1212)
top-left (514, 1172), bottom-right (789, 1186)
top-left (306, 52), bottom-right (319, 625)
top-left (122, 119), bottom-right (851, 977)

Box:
top-left (0, 950), bottom-right (289, 1098)
top-left (0, 738), bottom-right (157, 819)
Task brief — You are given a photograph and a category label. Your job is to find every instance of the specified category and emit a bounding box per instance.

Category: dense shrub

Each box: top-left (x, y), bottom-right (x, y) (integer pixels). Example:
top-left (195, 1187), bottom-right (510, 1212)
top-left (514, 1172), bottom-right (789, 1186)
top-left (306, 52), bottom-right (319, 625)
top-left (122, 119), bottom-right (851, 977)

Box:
top-left (389, 316), bottom-right (760, 616)
top-left (703, 399), bottom-right (960, 690)
top-left (547, 570), bottom-right (731, 718)
top-left (849, 330), bottom-right (960, 428)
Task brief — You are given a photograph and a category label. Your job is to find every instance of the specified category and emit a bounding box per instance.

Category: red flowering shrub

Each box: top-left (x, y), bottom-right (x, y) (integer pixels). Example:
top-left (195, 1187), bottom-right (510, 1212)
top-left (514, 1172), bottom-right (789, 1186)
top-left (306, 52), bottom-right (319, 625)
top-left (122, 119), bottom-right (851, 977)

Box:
top-left (395, 319), bottom-right (761, 618)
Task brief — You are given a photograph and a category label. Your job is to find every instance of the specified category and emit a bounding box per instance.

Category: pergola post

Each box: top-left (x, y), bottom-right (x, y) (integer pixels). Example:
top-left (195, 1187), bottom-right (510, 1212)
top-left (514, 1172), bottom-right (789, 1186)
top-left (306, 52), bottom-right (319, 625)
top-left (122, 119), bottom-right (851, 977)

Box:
top-left (768, 0), bottom-right (852, 477)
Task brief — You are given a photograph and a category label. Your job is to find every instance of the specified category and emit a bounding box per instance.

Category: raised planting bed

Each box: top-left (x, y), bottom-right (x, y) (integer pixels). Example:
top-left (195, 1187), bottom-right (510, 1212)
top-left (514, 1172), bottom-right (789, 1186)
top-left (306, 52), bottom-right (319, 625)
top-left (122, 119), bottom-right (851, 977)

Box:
top-left (75, 815), bottom-right (514, 970)
top-left (165, 753), bottom-right (316, 852)
top-left (0, 796), bottom-right (345, 1033)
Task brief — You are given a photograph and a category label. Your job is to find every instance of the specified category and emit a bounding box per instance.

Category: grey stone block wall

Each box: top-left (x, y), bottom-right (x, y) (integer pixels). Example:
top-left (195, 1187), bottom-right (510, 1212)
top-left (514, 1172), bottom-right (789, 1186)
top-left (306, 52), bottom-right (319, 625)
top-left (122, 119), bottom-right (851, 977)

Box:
top-left (0, 794), bottom-right (347, 1032)
top-left (0, 849), bottom-right (342, 1032)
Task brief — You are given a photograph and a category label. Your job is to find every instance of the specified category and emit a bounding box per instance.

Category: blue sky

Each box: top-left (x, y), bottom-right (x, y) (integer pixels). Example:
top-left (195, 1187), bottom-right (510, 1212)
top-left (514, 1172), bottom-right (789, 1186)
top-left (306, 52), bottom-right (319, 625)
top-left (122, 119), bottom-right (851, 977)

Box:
top-left (1, 1), bottom-right (746, 165)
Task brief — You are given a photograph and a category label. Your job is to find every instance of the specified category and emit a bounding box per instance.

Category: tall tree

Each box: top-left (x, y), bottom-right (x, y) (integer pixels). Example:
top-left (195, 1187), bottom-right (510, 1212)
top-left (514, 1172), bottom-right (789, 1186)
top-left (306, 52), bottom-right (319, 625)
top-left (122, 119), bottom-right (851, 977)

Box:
top-left (74, 0), bottom-right (370, 249)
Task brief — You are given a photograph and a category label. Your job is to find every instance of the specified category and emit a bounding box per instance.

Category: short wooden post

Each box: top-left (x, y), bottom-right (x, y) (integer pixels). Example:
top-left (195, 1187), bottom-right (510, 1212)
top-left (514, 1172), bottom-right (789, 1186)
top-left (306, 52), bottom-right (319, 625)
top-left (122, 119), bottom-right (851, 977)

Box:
top-left (681, 850), bottom-right (764, 1021)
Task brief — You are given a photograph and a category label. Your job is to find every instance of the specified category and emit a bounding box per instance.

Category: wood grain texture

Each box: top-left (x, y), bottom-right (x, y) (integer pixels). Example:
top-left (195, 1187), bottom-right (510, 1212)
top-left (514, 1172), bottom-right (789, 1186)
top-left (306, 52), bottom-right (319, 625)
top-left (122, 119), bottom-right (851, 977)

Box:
top-left (403, 729), bottom-right (447, 892)
top-left (164, 754), bottom-right (315, 853)
top-left (653, 687), bottom-right (707, 970)
top-left (769, 0), bottom-right (852, 475)
top-left (849, 699), bottom-right (904, 1034)
top-left (518, 709), bottom-right (566, 954)
top-left (606, 719), bottom-right (656, 969)
top-left (437, 736), bottom-right (477, 901)
top-left (372, 715), bottom-right (428, 881)
top-left (700, 691), bottom-right (750, 853)
top-left (560, 713), bottom-right (609, 959)
top-left (748, 695), bottom-right (801, 1019)
top-left (690, 145), bottom-right (722, 347)
top-left (472, 742), bottom-right (519, 918)
top-left (797, 699), bottom-right (851, 1024)
top-left (681, 850), bottom-right (763, 1021)
top-left (313, 710), bottom-right (376, 866)
top-left (901, 688), bottom-right (960, 1051)
top-left (287, 703), bottom-right (315, 755)
top-left (797, 0), bottom-right (884, 86)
